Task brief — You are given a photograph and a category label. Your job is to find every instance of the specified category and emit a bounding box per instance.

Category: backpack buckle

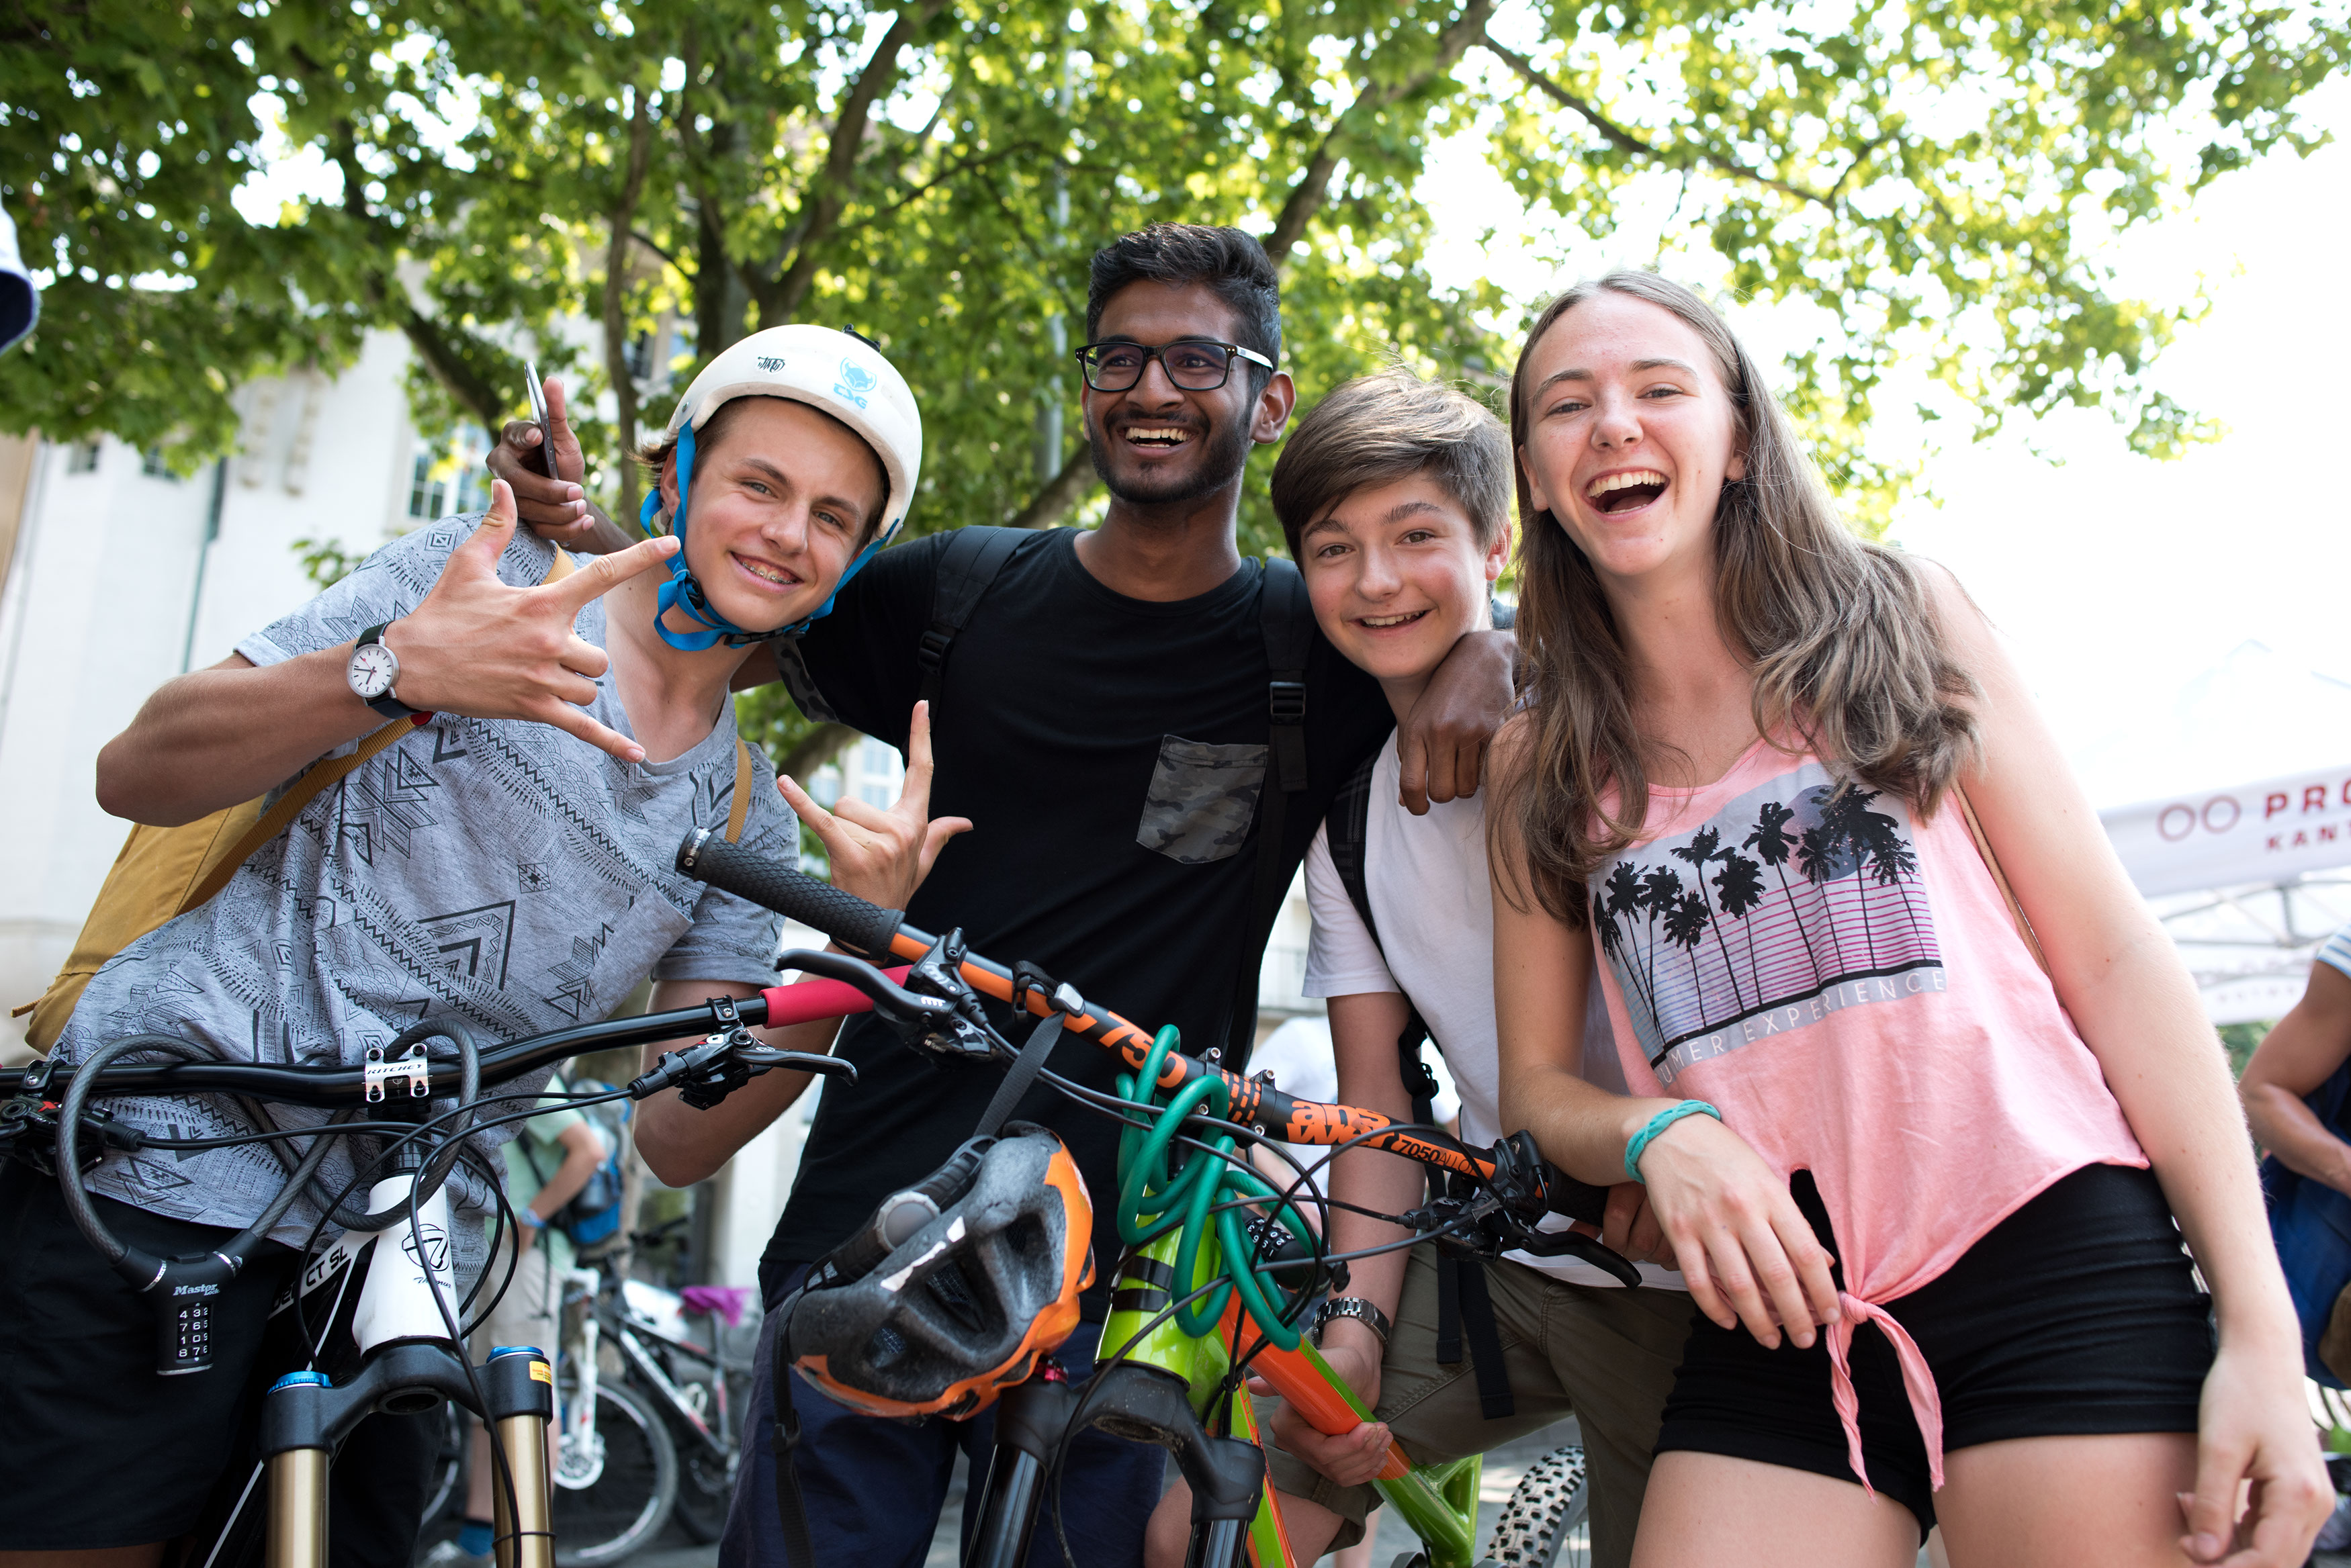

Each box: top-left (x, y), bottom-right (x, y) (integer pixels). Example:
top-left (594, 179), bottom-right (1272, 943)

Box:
top-left (916, 627), bottom-right (954, 672)
top-left (1267, 679), bottom-right (1306, 726)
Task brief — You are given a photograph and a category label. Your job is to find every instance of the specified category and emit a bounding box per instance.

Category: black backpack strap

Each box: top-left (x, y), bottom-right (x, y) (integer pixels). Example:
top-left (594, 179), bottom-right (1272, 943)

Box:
top-left (1326, 743), bottom-right (1442, 1127)
top-left (1327, 748), bottom-right (1381, 952)
top-left (917, 526), bottom-right (1027, 706)
top-left (1223, 557), bottom-right (1315, 1063)
top-left (1451, 1256), bottom-right (1517, 1419)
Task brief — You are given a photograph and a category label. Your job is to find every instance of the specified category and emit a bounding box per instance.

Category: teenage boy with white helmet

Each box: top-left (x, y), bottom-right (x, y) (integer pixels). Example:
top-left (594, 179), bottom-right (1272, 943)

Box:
top-left (0, 326), bottom-right (961, 1568)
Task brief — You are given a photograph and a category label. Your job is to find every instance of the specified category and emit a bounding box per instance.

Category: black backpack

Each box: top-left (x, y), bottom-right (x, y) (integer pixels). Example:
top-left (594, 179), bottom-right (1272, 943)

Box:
top-left (914, 526), bottom-right (1312, 1068)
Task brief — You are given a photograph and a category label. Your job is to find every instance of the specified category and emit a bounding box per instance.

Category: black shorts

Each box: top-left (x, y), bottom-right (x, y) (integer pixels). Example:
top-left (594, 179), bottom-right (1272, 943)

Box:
top-left (0, 1161), bottom-right (432, 1556)
top-left (1654, 1161), bottom-right (2213, 1533)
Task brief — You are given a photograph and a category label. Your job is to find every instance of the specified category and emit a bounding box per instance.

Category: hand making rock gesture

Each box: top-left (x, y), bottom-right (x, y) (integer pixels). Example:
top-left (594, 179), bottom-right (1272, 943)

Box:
top-left (384, 478), bottom-right (680, 764)
top-left (777, 701), bottom-right (972, 912)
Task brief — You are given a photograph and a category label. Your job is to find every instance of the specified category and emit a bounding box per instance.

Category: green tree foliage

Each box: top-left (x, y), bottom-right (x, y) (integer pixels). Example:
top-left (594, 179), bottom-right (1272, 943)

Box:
top-left (5, 0), bottom-right (2344, 569)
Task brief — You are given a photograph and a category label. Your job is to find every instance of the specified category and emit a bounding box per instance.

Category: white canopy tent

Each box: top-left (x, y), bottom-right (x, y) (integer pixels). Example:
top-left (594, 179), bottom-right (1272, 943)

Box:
top-left (2079, 644), bottom-right (2351, 1025)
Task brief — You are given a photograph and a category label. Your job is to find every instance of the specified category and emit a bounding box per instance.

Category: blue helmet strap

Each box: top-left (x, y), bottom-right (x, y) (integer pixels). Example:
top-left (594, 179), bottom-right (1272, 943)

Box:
top-left (646, 408), bottom-right (899, 652)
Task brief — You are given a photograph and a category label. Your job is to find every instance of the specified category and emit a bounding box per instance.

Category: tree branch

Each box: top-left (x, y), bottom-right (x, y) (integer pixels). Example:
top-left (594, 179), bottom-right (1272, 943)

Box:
top-left (603, 87), bottom-right (656, 522)
top-left (308, 103), bottom-right (508, 436)
top-left (630, 227), bottom-right (683, 270)
top-left (1480, 34), bottom-right (1834, 209)
top-left (1266, 0), bottom-right (1496, 269)
top-left (760, 0), bottom-right (950, 324)
top-left (777, 721), bottom-right (860, 781)
top-left (1006, 443), bottom-right (1096, 530)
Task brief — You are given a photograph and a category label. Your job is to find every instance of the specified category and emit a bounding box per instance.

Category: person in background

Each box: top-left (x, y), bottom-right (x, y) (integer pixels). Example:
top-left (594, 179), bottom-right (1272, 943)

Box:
top-left (426, 1078), bottom-right (607, 1568)
top-left (2240, 921), bottom-right (2351, 1193)
top-left (2237, 921), bottom-right (2351, 1553)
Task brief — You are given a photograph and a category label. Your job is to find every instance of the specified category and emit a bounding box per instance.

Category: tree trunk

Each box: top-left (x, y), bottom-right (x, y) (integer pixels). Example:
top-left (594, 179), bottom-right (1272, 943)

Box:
top-left (1006, 443), bottom-right (1097, 530)
top-left (602, 88), bottom-right (656, 523)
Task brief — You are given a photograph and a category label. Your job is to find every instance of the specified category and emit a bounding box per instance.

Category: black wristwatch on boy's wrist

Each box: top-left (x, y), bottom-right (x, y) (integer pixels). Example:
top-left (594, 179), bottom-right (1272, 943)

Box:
top-left (347, 622), bottom-right (424, 721)
top-left (1312, 1297), bottom-right (1392, 1349)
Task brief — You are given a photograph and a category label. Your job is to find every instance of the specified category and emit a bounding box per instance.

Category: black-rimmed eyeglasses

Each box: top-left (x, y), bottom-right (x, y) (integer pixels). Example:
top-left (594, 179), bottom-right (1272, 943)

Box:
top-left (1073, 339), bottom-right (1276, 393)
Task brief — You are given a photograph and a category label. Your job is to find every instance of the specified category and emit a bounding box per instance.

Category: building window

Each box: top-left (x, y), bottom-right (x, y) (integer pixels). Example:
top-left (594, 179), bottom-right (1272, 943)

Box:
top-left (856, 738), bottom-right (899, 808)
top-left (805, 737), bottom-right (905, 813)
top-left (140, 447), bottom-right (172, 478)
top-left (66, 440), bottom-right (101, 474)
top-left (405, 433), bottom-right (491, 522)
top-left (406, 450), bottom-right (448, 520)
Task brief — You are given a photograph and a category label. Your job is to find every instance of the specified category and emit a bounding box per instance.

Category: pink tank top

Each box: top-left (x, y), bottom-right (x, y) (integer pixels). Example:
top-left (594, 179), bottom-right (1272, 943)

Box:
top-left (1587, 736), bottom-right (2145, 1494)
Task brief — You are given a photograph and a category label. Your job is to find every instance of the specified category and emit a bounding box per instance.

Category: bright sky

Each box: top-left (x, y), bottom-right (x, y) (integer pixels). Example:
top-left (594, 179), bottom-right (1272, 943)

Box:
top-left (1417, 74), bottom-right (2351, 807)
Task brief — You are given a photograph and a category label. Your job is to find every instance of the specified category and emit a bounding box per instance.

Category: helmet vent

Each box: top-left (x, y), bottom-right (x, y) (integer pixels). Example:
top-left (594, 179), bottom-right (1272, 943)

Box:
top-left (867, 1322), bottom-right (907, 1367)
top-left (924, 1257), bottom-right (989, 1336)
top-left (1003, 1213), bottom-right (1047, 1262)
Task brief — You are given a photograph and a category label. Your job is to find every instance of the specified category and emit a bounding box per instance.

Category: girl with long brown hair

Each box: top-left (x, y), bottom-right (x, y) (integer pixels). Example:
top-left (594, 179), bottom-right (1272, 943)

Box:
top-left (1489, 269), bottom-right (2325, 1567)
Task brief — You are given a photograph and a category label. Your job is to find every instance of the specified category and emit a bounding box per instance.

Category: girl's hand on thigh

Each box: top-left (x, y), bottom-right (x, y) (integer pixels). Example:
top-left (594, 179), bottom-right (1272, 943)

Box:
top-left (2178, 1340), bottom-right (2331, 1567)
top-left (1635, 1115), bottom-right (1841, 1348)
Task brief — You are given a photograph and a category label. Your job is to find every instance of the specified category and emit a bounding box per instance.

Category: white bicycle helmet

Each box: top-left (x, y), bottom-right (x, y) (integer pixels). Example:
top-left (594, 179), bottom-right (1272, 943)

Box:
top-left (641, 324), bottom-right (922, 649)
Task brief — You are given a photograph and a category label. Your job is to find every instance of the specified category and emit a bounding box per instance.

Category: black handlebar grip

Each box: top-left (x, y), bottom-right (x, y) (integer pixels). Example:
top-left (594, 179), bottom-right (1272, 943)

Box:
top-left (676, 830), bottom-right (906, 958)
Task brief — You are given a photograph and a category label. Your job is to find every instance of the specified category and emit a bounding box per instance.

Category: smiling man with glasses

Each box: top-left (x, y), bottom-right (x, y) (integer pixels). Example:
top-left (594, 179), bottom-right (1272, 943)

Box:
top-left (490, 223), bottom-right (1518, 1568)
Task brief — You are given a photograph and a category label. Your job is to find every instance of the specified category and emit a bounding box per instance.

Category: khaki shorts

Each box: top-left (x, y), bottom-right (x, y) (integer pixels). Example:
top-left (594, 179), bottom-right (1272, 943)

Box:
top-left (474, 1233), bottom-right (560, 1361)
top-left (1263, 1246), bottom-right (1691, 1568)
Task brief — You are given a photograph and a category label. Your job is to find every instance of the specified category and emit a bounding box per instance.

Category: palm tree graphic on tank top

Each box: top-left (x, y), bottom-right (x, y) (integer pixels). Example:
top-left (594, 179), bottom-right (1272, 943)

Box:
top-left (1591, 764), bottom-right (1943, 1083)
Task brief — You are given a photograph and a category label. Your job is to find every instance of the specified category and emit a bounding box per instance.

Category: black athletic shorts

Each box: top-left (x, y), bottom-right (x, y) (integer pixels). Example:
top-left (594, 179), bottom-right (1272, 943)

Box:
top-left (0, 1161), bottom-right (433, 1557)
top-left (1654, 1160), bottom-right (2213, 1534)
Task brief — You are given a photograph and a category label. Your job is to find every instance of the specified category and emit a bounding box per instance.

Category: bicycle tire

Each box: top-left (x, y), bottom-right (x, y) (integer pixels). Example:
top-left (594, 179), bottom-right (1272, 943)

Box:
top-left (1485, 1443), bottom-right (1589, 1568)
top-left (551, 1379), bottom-right (678, 1567)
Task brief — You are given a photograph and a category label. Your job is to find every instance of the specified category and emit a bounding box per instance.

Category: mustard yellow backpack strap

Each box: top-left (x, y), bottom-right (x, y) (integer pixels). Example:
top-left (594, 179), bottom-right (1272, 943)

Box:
top-left (726, 739), bottom-right (754, 842)
top-left (183, 718), bottom-right (421, 911)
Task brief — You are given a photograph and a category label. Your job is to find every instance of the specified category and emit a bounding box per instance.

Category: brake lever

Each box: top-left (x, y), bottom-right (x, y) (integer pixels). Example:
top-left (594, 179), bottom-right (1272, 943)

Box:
top-left (893, 929), bottom-right (1003, 1066)
top-left (1510, 1224), bottom-right (1643, 1287)
top-left (732, 1046), bottom-right (858, 1082)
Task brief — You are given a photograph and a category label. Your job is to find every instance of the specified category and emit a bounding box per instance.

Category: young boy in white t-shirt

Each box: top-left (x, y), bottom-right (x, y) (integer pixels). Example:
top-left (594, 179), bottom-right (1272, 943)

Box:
top-left (1147, 370), bottom-right (1692, 1568)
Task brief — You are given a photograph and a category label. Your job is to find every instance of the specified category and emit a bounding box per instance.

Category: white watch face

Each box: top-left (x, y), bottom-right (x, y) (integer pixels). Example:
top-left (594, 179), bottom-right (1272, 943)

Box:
top-left (349, 641), bottom-right (400, 700)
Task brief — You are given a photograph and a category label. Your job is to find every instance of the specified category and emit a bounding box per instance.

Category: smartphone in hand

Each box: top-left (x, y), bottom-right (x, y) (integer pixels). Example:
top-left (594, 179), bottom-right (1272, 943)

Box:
top-left (524, 362), bottom-right (561, 481)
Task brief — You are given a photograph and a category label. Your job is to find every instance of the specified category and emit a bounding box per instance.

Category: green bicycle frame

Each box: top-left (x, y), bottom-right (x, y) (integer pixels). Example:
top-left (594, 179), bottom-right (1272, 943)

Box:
top-left (1101, 1229), bottom-right (1484, 1568)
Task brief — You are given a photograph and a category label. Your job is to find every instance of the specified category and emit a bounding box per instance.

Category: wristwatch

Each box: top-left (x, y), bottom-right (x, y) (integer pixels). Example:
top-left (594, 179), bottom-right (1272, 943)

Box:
top-left (1311, 1297), bottom-right (1392, 1349)
top-left (348, 622), bottom-right (423, 720)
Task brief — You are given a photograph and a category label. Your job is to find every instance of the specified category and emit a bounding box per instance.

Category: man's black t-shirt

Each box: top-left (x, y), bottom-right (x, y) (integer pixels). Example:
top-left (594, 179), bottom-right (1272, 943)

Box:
top-left (758, 527), bottom-right (1390, 1312)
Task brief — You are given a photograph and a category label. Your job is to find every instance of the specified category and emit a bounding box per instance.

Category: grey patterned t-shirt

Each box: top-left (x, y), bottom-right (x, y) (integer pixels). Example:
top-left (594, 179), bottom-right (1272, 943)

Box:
top-left (59, 516), bottom-right (794, 1262)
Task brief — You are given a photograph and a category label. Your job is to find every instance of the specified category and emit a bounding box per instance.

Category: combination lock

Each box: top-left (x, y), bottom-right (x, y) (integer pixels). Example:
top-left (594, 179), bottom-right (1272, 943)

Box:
top-left (156, 1291), bottom-right (216, 1375)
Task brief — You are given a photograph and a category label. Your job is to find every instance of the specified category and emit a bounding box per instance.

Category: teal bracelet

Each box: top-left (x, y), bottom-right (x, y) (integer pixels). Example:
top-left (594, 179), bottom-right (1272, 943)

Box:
top-left (1624, 1101), bottom-right (1722, 1183)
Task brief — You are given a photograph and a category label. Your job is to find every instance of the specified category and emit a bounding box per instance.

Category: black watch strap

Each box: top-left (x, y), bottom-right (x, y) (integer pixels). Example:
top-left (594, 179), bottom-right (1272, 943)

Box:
top-left (1312, 1296), bottom-right (1392, 1348)
top-left (355, 622), bottom-right (423, 721)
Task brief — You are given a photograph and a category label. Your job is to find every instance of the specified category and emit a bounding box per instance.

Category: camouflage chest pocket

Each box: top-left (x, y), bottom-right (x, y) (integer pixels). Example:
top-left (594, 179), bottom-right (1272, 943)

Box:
top-left (1137, 736), bottom-right (1268, 866)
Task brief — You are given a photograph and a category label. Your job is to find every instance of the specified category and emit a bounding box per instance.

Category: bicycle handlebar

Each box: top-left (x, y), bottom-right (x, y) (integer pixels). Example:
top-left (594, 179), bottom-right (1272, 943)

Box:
top-left (674, 829), bottom-right (1612, 1223)
top-left (0, 831), bottom-right (1611, 1227)
top-left (0, 984), bottom-right (865, 1109)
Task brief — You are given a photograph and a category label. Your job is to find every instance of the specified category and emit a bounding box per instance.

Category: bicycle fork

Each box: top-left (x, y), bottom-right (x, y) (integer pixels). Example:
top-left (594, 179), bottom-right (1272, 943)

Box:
top-left (261, 1344), bottom-right (554, 1568)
